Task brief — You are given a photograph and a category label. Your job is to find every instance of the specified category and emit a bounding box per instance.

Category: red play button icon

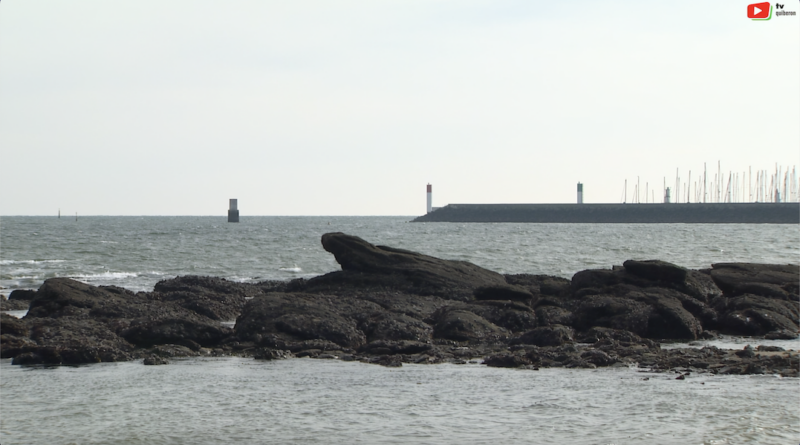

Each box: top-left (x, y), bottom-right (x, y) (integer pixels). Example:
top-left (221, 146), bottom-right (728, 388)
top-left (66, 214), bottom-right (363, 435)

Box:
top-left (747, 2), bottom-right (771, 19)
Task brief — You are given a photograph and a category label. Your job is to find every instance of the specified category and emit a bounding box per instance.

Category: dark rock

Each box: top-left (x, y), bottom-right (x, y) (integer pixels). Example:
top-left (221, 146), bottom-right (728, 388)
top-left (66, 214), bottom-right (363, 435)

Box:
top-left (26, 278), bottom-right (146, 319)
top-left (718, 309), bottom-right (796, 336)
top-left (451, 346), bottom-right (479, 358)
top-left (623, 260), bottom-right (688, 283)
top-left (717, 366), bottom-right (744, 375)
top-left (16, 316), bottom-right (135, 364)
top-left (353, 291), bottom-right (450, 322)
top-left (474, 284), bottom-right (533, 302)
top-left (234, 292), bottom-right (371, 349)
top-left (572, 287), bottom-right (702, 340)
top-left (572, 294), bottom-right (651, 335)
top-left (275, 310), bottom-right (363, 347)
top-left (295, 349), bottom-right (321, 358)
top-left (572, 264), bottom-right (723, 305)
top-left (571, 269), bottom-right (623, 292)
top-left (154, 275), bottom-right (256, 297)
top-left (538, 277), bottom-right (571, 296)
top-left (497, 327), bottom-right (798, 376)
top-left (282, 339), bottom-right (343, 352)
top-left (574, 327), bottom-right (652, 346)
top-left (580, 349), bottom-right (617, 366)
top-left (0, 334), bottom-right (38, 358)
top-left (10, 352), bottom-right (43, 365)
top-left (533, 295), bottom-right (567, 309)
top-left (376, 355), bottom-right (403, 367)
top-left (513, 325), bottom-right (574, 347)
top-left (1, 314), bottom-right (35, 358)
top-left (120, 315), bottom-right (232, 348)
top-left (483, 352), bottom-right (532, 368)
top-left (0, 298), bottom-right (30, 311)
top-left (11, 344), bottom-right (132, 366)
top-left (710, 263), bottom-right (800, 298)
top-left (313, 232), bottom-right (507, 298)
top-left (147, 344), bottom-right (199, 358)
top-left (20, 278), bottom-right (237, 356)
top-left (714, 294), bottom-right (799, 336)
top-left (681, 270), bottom-right (724, 302)
top-left (143, 356), bottom-right (169, 365)
top-left (535, 305), bottom-right (574, 327)
top-left (152, 275), bottom-right (251, 321)
top-left (257, 279), bottom-right (303, 293)
top-left (358, 312), bottom-right (433, 343)
top-left (735, 345), bottom-right (755, 358)
top-left (744, 363), bottom-right (766, 374)
top-left (361, 340), bottom-right (431, 355)
top-left (547, 344), bottom-right (581, 364)
top-left (1, 313), bottom-right (29, 337)
top-left (565, 358), bottom-right (596, 369)
top-left (469, 299), bottom-right (531, 312)
top-left (253, 348), bottom-right (294, 360)
top-left (432, 308), bottom-right (508, 342)
top-left (9, 289), bottom-right (37, 300)
top-left (3, 291), bottom-right (34, 310)
top-left (503, 274), bottom-right (541, 294)
top-left (637, 289), bottom-right (704, 340)
top-left (765, 329), bottom-right (798, 340)
top-left (467, 300), bottom-right (538, 333)
top-left (505, 274), bottom-right (571, 297)
top-left (733, 282), bottom-right (793, 300)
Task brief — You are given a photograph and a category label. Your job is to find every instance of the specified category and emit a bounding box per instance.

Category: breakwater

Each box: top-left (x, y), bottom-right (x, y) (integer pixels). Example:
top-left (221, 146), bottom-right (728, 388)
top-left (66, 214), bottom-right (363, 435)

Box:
top-left (412, 203), bottom-right (800, 224)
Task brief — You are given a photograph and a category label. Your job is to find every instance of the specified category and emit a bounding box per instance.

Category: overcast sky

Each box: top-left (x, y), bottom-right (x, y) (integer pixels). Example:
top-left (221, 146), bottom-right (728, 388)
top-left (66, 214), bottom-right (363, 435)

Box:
top-left (1, 1), bottom-right (798, 216)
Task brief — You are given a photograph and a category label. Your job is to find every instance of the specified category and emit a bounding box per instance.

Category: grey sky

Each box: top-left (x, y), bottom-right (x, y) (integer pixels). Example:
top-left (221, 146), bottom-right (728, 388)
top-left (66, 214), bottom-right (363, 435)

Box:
top-left (1, 1), bottom-right (798, 215)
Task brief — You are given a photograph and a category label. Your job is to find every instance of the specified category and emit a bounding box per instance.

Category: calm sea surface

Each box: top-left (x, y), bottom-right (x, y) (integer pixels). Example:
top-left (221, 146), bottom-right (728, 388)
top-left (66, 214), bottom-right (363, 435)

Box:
top-left (1, 216), bottom-right (799, 444)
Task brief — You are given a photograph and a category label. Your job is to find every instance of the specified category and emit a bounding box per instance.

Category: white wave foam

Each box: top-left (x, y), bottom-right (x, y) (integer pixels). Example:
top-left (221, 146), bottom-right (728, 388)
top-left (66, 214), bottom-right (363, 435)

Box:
top-left (0, 259), bottom-right (67, 265)
top-left (279, 265), bottom-right (302, 273)
top-left (69, 272), bottom-right (138, 280)
top-left (2, 310), bottom-right (28, 318)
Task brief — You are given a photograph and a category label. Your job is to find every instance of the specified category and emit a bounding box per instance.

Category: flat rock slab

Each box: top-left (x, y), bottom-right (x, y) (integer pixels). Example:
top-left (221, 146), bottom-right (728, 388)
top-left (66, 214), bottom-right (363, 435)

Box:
top-left (316, 232), bottom-right (507, 298)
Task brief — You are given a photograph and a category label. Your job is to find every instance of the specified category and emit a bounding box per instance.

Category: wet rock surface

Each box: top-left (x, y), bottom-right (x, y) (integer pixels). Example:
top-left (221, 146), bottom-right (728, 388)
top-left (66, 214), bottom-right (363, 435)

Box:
top-left (305, 232), bottom-right (508, 299)
top-left (2, 232), bottom-right (797, 375)
top-left (1, 289), bottom-right (35, 311)
top-left (4, 277), bottom-right (241, 365)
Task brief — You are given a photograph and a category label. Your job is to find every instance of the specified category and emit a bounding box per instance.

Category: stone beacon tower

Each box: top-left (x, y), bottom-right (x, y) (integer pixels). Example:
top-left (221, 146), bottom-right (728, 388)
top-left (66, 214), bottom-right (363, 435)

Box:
top-left (427, 184), bottom-right (432, 213)
top-left (228, 199), bottom-right (239, 223)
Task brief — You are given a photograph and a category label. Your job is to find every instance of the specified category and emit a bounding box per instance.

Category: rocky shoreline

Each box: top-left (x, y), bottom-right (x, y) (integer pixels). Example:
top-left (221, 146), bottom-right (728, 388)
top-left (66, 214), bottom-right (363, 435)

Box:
top-left (2, 232), bottom-right (798, 377)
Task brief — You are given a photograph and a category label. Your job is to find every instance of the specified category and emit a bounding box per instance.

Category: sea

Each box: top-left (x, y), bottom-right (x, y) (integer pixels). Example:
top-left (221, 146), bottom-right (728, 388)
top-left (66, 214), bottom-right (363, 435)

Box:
top-left (1, 216), bottom-right (799, 444)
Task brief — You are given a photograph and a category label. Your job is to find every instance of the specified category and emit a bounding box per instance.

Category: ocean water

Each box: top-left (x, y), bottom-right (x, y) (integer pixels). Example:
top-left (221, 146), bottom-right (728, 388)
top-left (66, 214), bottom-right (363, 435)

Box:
top-left (1, 216), bottom-right (798, 294)
top-left (1, 216), bottom-right (799, 444)
top-left (1, 358), bottom-right (799, 445)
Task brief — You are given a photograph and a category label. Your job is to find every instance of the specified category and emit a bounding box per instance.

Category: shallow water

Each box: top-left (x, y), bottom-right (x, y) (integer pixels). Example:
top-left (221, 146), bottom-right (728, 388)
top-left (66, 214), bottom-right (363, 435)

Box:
top-left (1, 358), bottom-right (799, 445)
top-left (661, 335), bottom-right (800, 351)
